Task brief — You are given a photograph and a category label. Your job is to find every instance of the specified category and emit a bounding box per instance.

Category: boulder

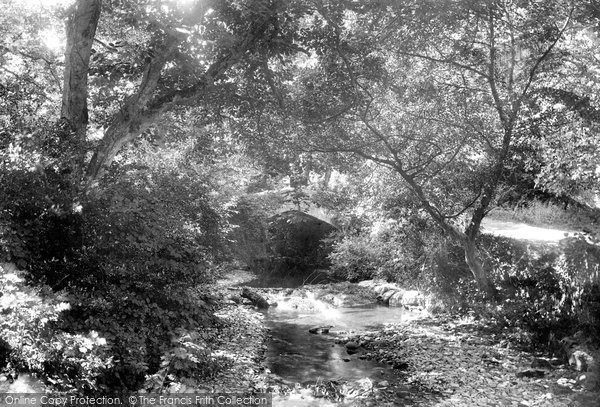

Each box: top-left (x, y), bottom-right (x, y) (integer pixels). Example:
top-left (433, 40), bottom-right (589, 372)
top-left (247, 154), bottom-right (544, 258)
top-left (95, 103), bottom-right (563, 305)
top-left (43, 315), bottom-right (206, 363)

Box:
top-left (569, 350), bottom-right (594, 372)
top-left (224, 293), bottom-right (243, 304)
top-left (371, 283), bottom-right (400, 296)
top-left (309, 326), bottom-right (332, 334)
top-left (388, 291), bottom-right (405, 306)
top-left (377, 289), bottom-right (398, 305)
top-left (380, 289), bottom-right (425, 307)
top-left (345, 341), bottom-right (360, 354)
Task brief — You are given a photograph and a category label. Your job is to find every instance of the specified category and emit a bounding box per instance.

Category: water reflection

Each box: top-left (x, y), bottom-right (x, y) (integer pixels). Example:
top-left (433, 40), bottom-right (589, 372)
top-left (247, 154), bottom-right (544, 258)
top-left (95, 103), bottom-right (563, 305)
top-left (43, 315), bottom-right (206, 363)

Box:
top-left (264, 304), bottom-right (420, 384)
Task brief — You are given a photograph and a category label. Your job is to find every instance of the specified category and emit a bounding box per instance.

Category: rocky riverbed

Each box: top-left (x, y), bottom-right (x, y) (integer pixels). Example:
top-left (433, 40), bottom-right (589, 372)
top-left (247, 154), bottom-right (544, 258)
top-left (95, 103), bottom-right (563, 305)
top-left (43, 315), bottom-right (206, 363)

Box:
top-left (335, 317), bottom-right (597, 406)
top-left (187, 281), bottom-right (598, 406)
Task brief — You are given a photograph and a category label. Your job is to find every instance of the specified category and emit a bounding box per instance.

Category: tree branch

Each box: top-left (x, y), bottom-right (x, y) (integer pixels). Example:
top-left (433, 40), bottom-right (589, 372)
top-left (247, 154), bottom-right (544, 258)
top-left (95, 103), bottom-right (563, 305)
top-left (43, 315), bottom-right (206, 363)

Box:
top-left (512, 3), bottom-right (574, 118)
top-left (86, 1), bottom-right (275, 183)
top-left (396, 50), bottom-right (489, 79)
top-left (0, 66), bottom-right (53, 102)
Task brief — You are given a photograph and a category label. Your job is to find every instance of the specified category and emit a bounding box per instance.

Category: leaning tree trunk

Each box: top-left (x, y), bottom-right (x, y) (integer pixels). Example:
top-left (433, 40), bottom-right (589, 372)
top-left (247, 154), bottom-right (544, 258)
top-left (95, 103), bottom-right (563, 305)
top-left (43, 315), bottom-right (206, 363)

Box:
top-left (442, 224), bottom-right (497, 300)
top-left (462, 236), bottom-right (497, 299)
top-left (85, 33), bottom-right (182, 182)
top-left (397, 168), bottom-right (498, 299)
top-left (85, 5), bottom-right (275, 183)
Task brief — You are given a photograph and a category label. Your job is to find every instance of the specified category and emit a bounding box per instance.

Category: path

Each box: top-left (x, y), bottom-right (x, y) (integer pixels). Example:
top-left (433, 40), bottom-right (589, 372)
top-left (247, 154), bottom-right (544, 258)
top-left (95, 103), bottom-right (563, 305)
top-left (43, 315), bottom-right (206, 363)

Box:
top-left (481, 218), bottom-right (577, 243)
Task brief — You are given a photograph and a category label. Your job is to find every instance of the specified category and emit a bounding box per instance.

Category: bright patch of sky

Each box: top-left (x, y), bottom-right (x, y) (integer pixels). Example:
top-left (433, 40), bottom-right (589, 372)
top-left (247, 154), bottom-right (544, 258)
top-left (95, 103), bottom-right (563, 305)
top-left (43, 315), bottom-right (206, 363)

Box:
top-left (13, 1), bottom-right (71, 54)
top-left (40, 28), bottom-right (65, 53)
top-left (173, 0), bottom-right (196, 5)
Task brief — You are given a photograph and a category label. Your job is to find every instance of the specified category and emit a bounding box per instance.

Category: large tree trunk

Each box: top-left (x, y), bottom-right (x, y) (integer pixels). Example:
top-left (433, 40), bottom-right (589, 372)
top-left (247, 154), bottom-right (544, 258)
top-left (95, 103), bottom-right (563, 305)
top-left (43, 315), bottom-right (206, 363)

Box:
top-left (462, 237), bottom-right (497, 299)
top-left (62, 0), bottom-right (102, 140)
top-left (85, 5), bottom-right (275, 183)
top-left (443, 224), bottom-right (497, 300)
top-left (85, 33), bottom-right (182, 182)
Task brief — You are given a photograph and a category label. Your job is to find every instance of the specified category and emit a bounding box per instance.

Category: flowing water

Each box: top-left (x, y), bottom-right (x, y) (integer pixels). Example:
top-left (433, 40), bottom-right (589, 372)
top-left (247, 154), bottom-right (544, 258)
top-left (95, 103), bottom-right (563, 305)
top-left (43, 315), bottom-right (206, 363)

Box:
top-left (263, 304), bottom-right (424, 405)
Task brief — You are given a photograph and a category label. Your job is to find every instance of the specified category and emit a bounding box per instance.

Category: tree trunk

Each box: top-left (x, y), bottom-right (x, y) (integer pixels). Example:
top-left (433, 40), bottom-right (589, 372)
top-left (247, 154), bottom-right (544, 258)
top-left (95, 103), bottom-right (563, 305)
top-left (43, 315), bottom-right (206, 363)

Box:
top-left (393, 166), bottom-right (498, 299)
top-left (85, 33), bottom-right (182, 182)
top-left (462, 237), bottom-right (497, 299)
top-left (62, 0), bottom-right (102, 140)
top-left (85, 8), bottom-right (274, 183)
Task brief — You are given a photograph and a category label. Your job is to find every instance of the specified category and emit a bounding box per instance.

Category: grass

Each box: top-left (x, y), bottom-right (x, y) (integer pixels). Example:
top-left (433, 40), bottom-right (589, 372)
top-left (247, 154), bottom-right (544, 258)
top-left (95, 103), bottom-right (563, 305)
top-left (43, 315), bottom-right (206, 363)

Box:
top-left (488, 200), bottom-right (600, 232)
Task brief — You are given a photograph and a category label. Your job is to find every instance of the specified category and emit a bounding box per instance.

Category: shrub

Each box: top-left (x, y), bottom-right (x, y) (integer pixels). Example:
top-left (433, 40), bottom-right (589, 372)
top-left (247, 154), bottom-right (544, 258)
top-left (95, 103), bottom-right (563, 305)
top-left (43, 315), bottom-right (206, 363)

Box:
top-left (0, 263), bottom-right (113, 392)
top-left (0, 168), bottom-right (81, 271)
top-left (328, 233), bottom-right (381, 282)
top-left (328, 214), bottom-right (434, 286)
top-left (443, 234), bottom-right (600, 350)
top-left (421, 239), bottom-right (473, 301)
top-left (0, 158), bottom-right (227, 392)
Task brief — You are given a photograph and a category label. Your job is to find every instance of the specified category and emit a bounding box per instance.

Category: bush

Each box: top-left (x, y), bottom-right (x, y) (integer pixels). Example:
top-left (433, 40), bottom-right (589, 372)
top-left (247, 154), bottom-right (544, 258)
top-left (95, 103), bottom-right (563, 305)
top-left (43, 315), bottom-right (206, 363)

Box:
top-left (440, 234), bottom-right (600, 350)
top-left (422, 239), bottom-right (473, 300)
top-left (328, 233), bottom-right (382, 282)
top-left (328, 214), bottom-right (434, 285)
top-left (0, 263), bottom-right (112, 392)
top-left (0, 158), bottom-right (228, 392)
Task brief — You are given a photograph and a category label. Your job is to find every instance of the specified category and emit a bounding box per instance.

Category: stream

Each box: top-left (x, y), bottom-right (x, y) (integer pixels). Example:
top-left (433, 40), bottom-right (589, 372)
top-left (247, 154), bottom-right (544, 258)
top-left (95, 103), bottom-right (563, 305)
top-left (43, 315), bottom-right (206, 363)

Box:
top-left (263, 303), bottom-right (425, 405)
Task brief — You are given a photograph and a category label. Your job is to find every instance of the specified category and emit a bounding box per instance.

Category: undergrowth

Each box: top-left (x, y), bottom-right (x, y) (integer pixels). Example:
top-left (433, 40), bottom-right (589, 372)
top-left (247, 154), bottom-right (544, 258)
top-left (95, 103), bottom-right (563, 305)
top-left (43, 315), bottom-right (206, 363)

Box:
top-left (0, 160), bottom-right (229, 393)
top-left (429, 234), bottom-right (600, 362)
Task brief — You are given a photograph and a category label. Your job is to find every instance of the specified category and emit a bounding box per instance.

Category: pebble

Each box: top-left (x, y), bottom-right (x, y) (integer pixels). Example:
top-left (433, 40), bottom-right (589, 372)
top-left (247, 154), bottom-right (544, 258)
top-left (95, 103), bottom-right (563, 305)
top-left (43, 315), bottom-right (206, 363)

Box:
top-left (206, 282), bottom-right (595, 407)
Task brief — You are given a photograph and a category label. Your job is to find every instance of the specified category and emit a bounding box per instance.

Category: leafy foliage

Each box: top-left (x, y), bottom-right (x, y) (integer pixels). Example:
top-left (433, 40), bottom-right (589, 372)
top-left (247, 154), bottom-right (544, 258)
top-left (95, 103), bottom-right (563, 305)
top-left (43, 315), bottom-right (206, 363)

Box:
top-left (328, 215), bottom-right (432, 285)
top-left (0, 133), bottom-right (228, 391)
top-left (0, 264), bottom-right (112, 392)
top-left (438, 235), bottom-right (600, 350)
top-left (2, 0), bottom-right (600, 395)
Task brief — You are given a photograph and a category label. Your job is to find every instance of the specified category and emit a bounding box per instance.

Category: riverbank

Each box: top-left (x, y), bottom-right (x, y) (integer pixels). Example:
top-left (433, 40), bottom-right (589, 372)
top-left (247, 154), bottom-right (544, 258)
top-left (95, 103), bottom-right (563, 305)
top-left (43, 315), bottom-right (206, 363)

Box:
top-left (193, 282), bottom-right (598, 406)
top-left (339, 315), bottom-right (597, 406)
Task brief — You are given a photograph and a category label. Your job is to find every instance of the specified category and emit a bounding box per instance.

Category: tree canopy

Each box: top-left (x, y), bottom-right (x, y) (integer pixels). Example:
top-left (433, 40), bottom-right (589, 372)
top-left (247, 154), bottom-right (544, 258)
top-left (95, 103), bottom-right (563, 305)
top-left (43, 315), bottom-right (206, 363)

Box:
top-left (1, 0), bottom-right (600, 391)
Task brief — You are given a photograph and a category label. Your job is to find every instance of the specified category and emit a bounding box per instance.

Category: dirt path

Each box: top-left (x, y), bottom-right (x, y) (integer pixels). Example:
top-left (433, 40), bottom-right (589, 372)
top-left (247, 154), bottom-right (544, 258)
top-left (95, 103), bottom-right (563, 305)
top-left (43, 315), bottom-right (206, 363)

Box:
top-left (481, 218), bottom-right (577, 243)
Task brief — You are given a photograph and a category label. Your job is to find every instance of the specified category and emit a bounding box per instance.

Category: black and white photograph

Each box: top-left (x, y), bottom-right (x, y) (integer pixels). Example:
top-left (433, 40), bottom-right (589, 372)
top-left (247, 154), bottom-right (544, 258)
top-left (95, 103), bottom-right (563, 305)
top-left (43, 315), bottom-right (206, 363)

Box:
top-left (1, 0), bottom-right (599, 405)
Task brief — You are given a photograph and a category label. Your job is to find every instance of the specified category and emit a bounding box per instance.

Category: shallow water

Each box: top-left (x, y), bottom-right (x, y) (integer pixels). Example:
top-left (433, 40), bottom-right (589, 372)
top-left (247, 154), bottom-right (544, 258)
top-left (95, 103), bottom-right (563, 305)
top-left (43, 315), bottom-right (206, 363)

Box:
top-left (264, 304), bottom-right (421, 384)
